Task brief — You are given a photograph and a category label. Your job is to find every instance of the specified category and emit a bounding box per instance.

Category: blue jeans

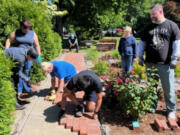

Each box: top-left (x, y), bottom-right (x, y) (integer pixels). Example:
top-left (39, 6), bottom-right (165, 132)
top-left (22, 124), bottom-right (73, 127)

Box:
top-left (146, 63), bottom-right (176, 112)
top-left (17, 60), bottom-right (33, 94)
top-left (121, 55), bottom-right (133, 72)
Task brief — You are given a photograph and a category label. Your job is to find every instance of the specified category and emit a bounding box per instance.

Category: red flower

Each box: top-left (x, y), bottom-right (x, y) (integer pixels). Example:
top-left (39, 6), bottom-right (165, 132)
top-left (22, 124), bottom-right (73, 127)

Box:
top-left (105, 85), bottom-right (110, 90)
top-left (109, 68), bottom-right (113, 73)
top-left (100, 76), bottom-right (108, 80)
top-left (130, 70), bottom-right (135, 74)
top-left (113, 90), bottom-right (119, 96)
top-left (116, 79), bottom-right (123, 85)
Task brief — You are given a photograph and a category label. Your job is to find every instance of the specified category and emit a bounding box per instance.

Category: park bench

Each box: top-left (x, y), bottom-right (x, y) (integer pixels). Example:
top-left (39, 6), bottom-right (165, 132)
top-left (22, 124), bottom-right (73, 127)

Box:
top-left (96, 39), bottom-right (117, 51)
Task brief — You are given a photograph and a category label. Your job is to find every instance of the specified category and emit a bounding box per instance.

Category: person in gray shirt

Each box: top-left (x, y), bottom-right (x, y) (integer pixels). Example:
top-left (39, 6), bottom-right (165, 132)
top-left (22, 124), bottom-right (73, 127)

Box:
top-left (4, 47), bottom-right (38, 109)
top-left (4, 47), bottom-right (38, 84)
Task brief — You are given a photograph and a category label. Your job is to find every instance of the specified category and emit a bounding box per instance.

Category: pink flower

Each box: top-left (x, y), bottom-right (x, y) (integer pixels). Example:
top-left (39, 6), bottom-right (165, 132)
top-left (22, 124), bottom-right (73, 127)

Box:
top-left (100, 76), bottom-right (108, 80)
top-left (113, 90), bottom-right (119, 96)
top-left (116, 79), bottom-right (123, 85)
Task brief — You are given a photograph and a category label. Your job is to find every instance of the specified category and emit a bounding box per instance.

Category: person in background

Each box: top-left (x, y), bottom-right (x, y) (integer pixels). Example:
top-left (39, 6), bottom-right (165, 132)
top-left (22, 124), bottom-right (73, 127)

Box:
top-left (41, 61), bottom-right (77, 104)
top-left (118, 26), bottom-right (137, 73)
top-left (5, 20), bottom-right (41, 96)
top-left (138, 4), bottom-right (180, 119)
top-left (68, 33), bottom-right (79, 53)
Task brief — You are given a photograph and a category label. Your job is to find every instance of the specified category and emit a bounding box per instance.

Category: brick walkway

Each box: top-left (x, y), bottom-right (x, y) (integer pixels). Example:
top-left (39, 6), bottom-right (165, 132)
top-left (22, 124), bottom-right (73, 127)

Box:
top-left (60, 52), bottom-right (102, 135)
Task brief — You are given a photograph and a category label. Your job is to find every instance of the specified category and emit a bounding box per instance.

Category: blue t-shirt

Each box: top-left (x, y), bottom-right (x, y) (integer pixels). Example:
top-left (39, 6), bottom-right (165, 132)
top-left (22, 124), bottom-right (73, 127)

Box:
top-left (50, 61), bottom-right (77, 83)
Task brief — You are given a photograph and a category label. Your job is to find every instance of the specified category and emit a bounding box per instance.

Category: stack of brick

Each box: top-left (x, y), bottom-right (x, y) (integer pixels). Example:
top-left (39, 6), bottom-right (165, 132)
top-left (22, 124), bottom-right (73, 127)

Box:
top-left (154, 118), bottom-right (180, 132)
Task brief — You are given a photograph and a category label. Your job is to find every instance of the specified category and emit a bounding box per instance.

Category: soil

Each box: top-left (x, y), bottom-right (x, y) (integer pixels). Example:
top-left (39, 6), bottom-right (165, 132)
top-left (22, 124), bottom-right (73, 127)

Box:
top-left (84, 53), bottom-right (180, 135)
top-left (101, 82), bottom-right (180, 135)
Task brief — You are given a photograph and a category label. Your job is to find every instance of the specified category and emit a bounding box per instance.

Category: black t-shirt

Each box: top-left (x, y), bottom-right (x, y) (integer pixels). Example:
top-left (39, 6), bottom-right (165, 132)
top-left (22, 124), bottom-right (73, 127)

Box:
top-left (66, 70), bottom-right (102, 94)
top-left (140, 19), bottom-right (180, 64)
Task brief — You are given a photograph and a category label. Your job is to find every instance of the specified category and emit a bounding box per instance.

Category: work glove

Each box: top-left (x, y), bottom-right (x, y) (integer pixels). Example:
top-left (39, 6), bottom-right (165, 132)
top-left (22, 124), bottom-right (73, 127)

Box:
top-left (37, 56), bottom-right (42, 63)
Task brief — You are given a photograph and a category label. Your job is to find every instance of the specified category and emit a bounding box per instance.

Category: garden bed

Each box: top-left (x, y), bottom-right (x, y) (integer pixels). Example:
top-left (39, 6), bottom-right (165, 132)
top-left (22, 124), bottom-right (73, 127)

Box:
top-left (96, 39), bottom-right (116, 51)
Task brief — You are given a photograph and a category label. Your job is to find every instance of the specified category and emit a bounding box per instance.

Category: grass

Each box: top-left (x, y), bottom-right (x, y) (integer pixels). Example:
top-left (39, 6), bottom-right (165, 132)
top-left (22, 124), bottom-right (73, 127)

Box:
top-left (79, 45), bottom-right (99, 60)
top-left (77, 36), bottom-right (140, 61)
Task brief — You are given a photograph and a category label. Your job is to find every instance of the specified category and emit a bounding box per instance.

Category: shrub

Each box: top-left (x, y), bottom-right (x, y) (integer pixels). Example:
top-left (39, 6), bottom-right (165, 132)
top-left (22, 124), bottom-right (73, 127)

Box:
top-left (175, 64), bottom-right (180, 77)
top-left (0, 0), bottom-right (62, 83)
top-left (30, 62), bottom-right (45, 83)
top-left (104, 68), bottom-right (158, 120)
top-left (93, 60), bottom-right (109, 76)
top-left (0, 0), bottom-right (62, 61)
top-left (0, 50), bottom-right (16, 135)
top-left (133, 62), bottom-right (146, 79)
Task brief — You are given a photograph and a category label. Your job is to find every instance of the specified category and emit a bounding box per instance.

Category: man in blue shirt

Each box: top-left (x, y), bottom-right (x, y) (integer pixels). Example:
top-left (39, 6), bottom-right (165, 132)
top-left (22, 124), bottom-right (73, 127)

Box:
top-left (41, 61), bottom-right (77, 104)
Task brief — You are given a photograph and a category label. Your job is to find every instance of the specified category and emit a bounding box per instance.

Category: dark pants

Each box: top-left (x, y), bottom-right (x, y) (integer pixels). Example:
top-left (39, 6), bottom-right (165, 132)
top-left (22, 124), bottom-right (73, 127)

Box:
top-left (83, 91), bottom-right (97, 102)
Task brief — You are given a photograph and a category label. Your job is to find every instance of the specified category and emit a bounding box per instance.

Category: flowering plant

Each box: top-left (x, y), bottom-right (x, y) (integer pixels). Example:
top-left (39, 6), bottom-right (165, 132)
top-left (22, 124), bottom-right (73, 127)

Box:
top-left (103, 68), bottom-right (159, 120)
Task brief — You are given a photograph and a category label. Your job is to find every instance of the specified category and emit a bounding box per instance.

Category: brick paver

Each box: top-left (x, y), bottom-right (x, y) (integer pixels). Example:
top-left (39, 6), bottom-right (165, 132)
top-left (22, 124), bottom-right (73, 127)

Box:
top-left (60, 52), bottom-right (102, 135)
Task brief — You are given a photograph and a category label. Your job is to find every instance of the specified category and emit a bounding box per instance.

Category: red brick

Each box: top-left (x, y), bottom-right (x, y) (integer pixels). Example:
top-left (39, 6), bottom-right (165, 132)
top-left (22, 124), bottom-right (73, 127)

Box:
top-left (66, 118), bottom-right (73, 129)
top-left (80, 126), bottom-right (87, 135)
top-left (87, 128), bottom-right (101, 135)
top-left (79, 119), bottom-right (88, 135)
top-left (60, 118), bottom-right (67, 125)
top-left (168, 118), bottom-right (180, 131)
top-left (72, 118), bottom-right (80, 132)
top-left (161, 120), bottom-right (170, 131)
top-left (154, 119), bottom-right (163, 132)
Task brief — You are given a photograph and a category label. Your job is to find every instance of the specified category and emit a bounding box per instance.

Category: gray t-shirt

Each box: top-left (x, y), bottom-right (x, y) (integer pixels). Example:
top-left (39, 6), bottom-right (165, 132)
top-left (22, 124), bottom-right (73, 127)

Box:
top-left (4, 47), bottom-right (29, 81)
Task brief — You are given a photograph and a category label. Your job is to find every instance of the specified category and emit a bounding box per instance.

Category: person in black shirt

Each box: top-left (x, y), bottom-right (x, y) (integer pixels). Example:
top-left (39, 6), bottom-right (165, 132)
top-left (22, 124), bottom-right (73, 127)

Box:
top-left (139, 3), bottom-right (180, 119)
top-left (59, 70), bottom-right (103, 119)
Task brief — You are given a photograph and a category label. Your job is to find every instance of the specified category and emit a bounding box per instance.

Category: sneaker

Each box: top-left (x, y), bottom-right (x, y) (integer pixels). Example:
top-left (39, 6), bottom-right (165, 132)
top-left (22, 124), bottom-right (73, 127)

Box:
top-left (15, 103), bottom-right (25, 110)
top-left (75, 104), bottom-right (84, 117)
top-left (168, 111), bottom-right (176, 119)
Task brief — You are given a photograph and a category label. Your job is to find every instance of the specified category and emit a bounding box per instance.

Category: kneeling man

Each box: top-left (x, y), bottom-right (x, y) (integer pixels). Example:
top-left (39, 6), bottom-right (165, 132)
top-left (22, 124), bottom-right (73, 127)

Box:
top-left (59, 70), bottom-right (103, 119)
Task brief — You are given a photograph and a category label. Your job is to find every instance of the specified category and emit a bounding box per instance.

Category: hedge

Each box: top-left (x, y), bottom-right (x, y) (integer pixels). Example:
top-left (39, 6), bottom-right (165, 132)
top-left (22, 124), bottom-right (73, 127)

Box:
top-left (0, 0), bottom-right (62, 134)
top-left (0, 0), bottom-right (62, 61)
top-left (0, 50), bottom-right (16, 135)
